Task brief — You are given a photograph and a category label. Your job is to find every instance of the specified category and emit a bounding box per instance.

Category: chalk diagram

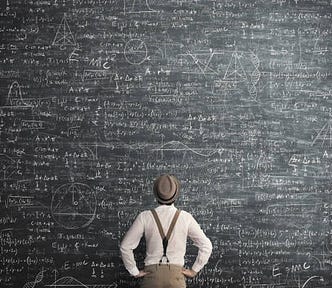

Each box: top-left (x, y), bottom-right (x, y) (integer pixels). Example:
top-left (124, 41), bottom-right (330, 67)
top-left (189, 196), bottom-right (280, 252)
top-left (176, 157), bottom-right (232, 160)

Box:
top-left (311, 120), bottom-right (332, 147)
top-left (181, 49), bottom-right (261, 100)
top-left (47, 276), bottom-right (88, 288)
top-left (23, 269), bottom-right (44, 288)
top-left (45, 275), bottom-right (117, 288)
top-left (51, 183), bottom-right (97, 229)
top-left (152, 140), bottom-right (223, 157)
top-left (124, 39), bottom-right (148, 65)
top-left (52, 14), bottom-right (76, 49)
top-left (0, 154), bottom-right (17, 180)
top-left (124, 0), bottom-right (157, 14)
top-left (5, 81), bottom-right (32, 108)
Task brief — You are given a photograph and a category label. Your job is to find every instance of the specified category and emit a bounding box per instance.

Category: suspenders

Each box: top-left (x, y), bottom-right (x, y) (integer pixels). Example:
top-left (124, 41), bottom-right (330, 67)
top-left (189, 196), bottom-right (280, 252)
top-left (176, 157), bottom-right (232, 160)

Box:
top-left (151, 209), bottom-right (181, 264)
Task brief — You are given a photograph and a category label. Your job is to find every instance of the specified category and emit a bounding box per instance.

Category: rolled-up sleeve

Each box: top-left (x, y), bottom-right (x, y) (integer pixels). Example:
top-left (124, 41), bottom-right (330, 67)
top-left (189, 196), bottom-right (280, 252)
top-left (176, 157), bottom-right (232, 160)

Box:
top-left (188, 215), bottom-right (212, 273)
top-left (120, 213), bottom-right (144, 276)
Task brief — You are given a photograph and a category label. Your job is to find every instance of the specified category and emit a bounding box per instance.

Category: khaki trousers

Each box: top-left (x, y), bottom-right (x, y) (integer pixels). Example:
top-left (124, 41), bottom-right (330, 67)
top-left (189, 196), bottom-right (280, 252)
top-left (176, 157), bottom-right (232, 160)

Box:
top-left (140, 264), bottom-right (186, 288)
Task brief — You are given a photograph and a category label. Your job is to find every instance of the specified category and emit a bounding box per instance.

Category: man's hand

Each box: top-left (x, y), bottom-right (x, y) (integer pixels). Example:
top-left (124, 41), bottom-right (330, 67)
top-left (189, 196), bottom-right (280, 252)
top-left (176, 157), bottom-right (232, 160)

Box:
top-left (134, 270), bottom-right (150, 278)
top-left (182, 268), bottom-right (197, 278)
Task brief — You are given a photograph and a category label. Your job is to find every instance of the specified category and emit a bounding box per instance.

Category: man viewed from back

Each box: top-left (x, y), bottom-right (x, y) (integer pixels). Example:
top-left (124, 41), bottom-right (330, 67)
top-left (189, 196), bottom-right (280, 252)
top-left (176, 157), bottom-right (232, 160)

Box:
top-left (120, 174), bottom-right (212, 288)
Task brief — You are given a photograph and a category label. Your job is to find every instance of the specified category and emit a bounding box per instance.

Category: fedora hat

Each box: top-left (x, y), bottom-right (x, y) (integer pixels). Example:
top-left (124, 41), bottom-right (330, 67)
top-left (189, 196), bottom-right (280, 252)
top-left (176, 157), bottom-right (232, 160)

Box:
top-left (153, 174), bottom-right (180, 204)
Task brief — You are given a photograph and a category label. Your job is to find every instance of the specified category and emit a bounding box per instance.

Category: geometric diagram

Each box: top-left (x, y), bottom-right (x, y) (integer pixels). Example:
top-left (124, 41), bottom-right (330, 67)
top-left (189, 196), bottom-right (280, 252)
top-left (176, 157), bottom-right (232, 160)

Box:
top-left (5, 81), bottom-right (32, 108)
top-left (247, 53), bottom-right (261, 99)
top-left (223, 50), bottom-right (248, 82)
top-left (311, 120), bottom-right (332, 147)
top-left (152, 140), bottom-right (223, 157)
top-left (124, 0), bottom-right (157, 14)
top-left (124, 39), bottom-right (148, 65)
top-left (23, 269), bottom-right (44, 288)
top-left (223, 50), bottom-right (260, 100)
top-left (46, 276), bottom-right (118, 288)
top-left (248, 52), bottom-right (260, 98)
top-left (52, 13), bottom-right (76, 49)
top-left (51, 183), bottom-right (97, 229)
top-left (182, 49), bottom-right (261, 100)
top-left (0, 154), bottom-right (16, 180)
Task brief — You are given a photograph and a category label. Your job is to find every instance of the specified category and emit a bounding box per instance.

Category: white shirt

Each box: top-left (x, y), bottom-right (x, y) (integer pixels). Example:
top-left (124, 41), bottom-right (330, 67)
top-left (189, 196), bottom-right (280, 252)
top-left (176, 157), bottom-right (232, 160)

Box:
top-left (120, 204), bottom-right (212, 276)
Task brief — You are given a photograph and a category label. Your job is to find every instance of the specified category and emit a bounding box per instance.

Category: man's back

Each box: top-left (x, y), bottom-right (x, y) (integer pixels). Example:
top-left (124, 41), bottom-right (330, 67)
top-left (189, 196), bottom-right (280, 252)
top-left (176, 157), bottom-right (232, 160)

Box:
top-left (120, 174), bottom-right (212, 287)
top-left (121, 204), bottom-right (212, 274)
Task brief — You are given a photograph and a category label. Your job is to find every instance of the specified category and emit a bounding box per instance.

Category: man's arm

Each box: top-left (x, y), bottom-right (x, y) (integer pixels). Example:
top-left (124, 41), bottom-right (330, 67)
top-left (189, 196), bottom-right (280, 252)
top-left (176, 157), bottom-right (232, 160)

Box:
top-left (187, 215), bottom-right (213, 274)
top-left (120, 213), bottom-right (144, 277)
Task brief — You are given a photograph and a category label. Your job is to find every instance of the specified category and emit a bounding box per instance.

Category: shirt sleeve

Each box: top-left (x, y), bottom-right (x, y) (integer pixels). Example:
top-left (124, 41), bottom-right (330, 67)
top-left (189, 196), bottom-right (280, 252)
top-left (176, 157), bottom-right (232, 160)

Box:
top-left (120, 212), bottom-right (145, 276)
top-left (187, 215), bottom-right (212, 273)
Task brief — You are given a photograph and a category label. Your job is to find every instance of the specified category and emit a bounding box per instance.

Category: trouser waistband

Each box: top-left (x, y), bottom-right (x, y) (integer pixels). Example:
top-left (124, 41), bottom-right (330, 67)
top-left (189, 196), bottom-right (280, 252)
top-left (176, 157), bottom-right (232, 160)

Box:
top-left (144, 264), bottom-right (183, 271)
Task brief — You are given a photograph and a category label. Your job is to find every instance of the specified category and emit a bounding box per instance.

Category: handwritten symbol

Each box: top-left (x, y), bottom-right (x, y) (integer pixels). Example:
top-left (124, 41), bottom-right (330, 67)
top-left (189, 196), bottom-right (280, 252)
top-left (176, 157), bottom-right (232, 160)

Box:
top-left (23, 269), bottom-right (44, 288)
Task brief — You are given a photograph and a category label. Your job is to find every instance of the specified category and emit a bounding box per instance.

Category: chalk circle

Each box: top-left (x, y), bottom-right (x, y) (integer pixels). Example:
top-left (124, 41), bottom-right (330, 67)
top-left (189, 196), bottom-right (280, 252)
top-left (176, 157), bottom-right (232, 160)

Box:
top-left (124, 39), bottom-right (148, 65)
top-left (51, 183), bottom-right (97, 229)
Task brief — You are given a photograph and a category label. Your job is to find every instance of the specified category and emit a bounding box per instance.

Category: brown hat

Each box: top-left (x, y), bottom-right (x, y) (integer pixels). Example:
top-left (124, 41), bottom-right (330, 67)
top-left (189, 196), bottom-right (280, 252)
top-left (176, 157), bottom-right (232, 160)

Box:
top-left (153, 174), bottom-right (180, 204)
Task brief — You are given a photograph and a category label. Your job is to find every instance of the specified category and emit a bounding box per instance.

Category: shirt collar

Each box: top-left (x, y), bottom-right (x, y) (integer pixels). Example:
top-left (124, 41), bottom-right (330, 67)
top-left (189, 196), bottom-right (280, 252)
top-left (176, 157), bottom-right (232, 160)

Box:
top-left (156, 203), bottom-right (176, 210)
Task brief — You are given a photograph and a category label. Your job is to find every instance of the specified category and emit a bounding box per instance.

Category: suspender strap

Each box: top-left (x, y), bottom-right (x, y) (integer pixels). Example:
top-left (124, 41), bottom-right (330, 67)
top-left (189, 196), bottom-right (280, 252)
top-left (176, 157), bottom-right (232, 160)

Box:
top-left (151, 209), bottom-right (181, 264)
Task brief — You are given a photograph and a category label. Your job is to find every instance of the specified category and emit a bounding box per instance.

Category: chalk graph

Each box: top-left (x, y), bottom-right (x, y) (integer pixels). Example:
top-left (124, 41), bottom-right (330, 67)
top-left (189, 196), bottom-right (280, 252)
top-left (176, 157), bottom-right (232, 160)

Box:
top-left (5, 81), bottom-right (32, 108)
top-left (152, 140), bottom-right (223, 157)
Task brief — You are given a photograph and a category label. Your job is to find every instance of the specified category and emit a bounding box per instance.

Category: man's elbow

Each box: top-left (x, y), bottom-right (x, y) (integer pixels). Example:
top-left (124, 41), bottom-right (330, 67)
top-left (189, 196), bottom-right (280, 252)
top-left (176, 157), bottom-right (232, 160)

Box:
top-left (207, 239), bottom-right (213, 255)
top-left (119, 241), bottom-right (129, 257)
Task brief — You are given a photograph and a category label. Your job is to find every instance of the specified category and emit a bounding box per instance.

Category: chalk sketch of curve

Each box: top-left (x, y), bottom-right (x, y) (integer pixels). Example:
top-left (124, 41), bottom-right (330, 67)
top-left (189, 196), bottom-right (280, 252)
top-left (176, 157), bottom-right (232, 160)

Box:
top-left (46, 276), bottom-right (88, 288)
top-left (302, 276), bottom-right (324, 288)
top-left (5, 81), bottom-right (32, 108)
top-left (311, 120), bottom-right (332, 147)
top-left (45, 276), bottom-right (118, 288)
top-left (51, 183), bottom-right (97, 229)
top-left (124, 0), bottom-right (158, 14)
top-left (52, 13), bottom-right (76, 49)
top-left (152, 141), bottom-right (223, 157)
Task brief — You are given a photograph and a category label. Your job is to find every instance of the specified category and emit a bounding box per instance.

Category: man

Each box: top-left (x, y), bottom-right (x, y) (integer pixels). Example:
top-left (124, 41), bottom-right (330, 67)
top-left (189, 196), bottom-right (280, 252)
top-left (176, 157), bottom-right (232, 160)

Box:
top-left (120, 174), bottom-right (212, 288)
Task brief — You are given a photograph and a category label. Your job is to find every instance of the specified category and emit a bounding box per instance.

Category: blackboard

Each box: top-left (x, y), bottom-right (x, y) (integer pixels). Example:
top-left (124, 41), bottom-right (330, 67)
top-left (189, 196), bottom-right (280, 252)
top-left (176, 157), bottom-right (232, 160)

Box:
top-left (0, 0), bottom-right (331, 287)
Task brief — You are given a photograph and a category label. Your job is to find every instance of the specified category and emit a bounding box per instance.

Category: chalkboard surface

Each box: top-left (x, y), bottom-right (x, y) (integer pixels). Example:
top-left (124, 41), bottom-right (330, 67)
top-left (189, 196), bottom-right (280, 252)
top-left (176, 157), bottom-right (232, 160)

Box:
top-left (0, 0), bottom-right (331, 287)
